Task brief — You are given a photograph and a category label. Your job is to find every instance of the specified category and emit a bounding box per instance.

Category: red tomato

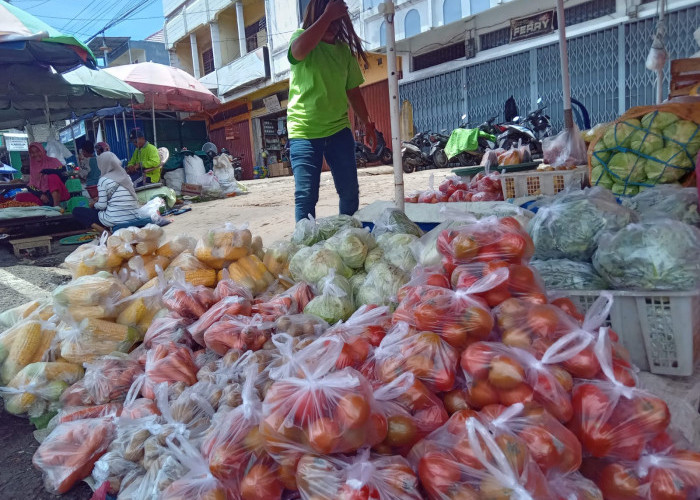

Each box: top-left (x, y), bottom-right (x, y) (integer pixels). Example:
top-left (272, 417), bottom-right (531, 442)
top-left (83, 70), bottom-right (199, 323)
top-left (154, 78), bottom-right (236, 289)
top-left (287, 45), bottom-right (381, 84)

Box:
top-left (598, 463), bottom-right (643, 500)
top-left (441, 322), bottom-right (470, 350)
top-left (649, 467), bottom-right (691, 500)
top-left (563, 347), bottom-right (601, 379)
top-left (551, 297), bottom-right (585, 321)
top-left (240, 463), bottom-right (283, 500)
top-left (462, 306), bottom-right (494, 340)
top-left (499, 217), bottom-right (522, 230)
top-left (336, 393), bottom-right (370, 430)
top-left (361, 325), bottom-right (385, 347)
top-left (526, 304), bottom-right (561, 338)
top-left (479, 283), bottom-right (512, 307)
top-left (446, 409), bottom-right (480, 434)
top-left (443, 388), bottom-right (471, 415)
top-left (501, 327), bottom-right (533, 349)
top-left (497, 383), bottom-right (534, 406)
top-left (633, 395), bottom-right (671, 435)
top-left (507, 265), bottom-right (537, 294)
top-left (307, 417), bottom-right (341, 454)
top-left (385, 414), bottom-right (418, 448)
top-left (467, 380), bottom-right (500, 409)
top-left (432, 367), bottom-right (456, 393)
top-left (461, 343), bottom-right (494, 379)
top-left (293, 389), bottom-right (328, 426)
top-left (418, 451), bottom-right (461, 497)
top-left (488, 355), bottom-right (526, 390)
top-left (498, 232), bottom-right (531, 262)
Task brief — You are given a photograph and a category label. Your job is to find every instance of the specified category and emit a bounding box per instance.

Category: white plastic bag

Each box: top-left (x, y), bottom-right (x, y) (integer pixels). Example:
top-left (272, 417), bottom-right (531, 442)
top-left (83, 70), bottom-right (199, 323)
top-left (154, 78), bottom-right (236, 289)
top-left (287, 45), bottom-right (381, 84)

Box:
top-left (212, 155), bottom-right (236, 189)
top-left (183, 155), bottom-right (206, 183)
top-left (163, 168), bottom-right (185, 195)
top-left (45, 138), bottom-right (72, 166)
top-left (542, 124), bottom-right (587, 167)
top-left (199, 171), bottom-right (222, 198)
top-left (137, 198), bottom-right (165, 223)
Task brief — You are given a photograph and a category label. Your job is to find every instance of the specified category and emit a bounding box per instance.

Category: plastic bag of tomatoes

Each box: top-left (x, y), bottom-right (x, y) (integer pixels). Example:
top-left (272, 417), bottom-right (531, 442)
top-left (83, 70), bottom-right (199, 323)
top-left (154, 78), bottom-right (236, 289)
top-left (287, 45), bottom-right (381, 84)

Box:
top-left (201, 364), bottom-right (285, 497)
top-left (203, 313), bottom-right (274, 356)
top-left (436, 215), bottom-right (535, 270)
top-left (372, 322), bottom-right (459, 393)
top-left (478, 402), bottom-right (582, 475)
top-left (393, 273), bottom-right (500, 351)
top-left (162, 271), bottom-right (217, 320)
top-left (460, 341), bottom-right (574, 422)
top-left (188, 295), bottom-right (253, 345)
top-left (547, 471), bottom-right (603, 500)
top-left (372, 373), bottom-right (448, 455)
top-left (409, 414), bottom-right (552, 500)
top-left (322, 305), bottom-right (392, 368)
top-left (439, 175), bottom-right (468, 197)
top-left (252, 281), bottom-right (315, 321)
top-left (581, 445), bottom-right (700, 500)
top-left (397, 266), bottom-right (451, 302)
top-left (450, 260), bottom-right (547, 308)
top-left (296, 448), bottom-right (423, 500)
top-left (260, 338), bottom-right (386, 461)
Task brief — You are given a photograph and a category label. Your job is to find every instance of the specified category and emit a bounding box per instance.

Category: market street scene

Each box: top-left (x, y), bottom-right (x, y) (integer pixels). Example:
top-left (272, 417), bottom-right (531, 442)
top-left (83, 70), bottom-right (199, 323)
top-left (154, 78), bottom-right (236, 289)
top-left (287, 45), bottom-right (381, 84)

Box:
top-left (0, 0), bottom-right (699, 498)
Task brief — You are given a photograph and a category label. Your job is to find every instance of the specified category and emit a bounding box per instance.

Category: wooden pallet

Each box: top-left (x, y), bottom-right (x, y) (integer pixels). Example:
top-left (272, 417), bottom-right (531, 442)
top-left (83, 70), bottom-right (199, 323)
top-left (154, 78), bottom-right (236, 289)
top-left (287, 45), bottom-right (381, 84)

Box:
top-left (9, 236), bottom-right (52, 257)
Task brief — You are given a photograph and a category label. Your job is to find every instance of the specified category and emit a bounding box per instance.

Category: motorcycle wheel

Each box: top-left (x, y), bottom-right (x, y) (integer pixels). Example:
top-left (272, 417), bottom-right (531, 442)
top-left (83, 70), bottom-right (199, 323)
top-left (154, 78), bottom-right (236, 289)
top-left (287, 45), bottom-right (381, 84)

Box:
top-left (380, 149), bottom-right (393, 164)
top-left (458, 152), bottom-right (478, 167)
top-left (402, 157), bottom-right (416, 173)
top-left (356, 157), bottom-right (368, 169)
top-left (432, 149), bottom-right (448, 169)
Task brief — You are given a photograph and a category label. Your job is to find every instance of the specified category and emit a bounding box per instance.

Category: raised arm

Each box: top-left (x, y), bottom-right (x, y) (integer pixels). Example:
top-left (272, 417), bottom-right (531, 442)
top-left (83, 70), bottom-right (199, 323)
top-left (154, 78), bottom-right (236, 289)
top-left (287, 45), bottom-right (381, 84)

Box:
top-left (291, 0), bottom-right (348, 61)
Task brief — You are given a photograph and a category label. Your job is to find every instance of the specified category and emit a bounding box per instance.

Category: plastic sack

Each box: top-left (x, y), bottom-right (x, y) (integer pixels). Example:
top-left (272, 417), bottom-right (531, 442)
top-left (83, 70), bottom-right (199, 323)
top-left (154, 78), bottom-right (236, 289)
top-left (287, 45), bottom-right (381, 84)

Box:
top-left (59, 354), bottom-right (142, 408)
top-left (593, 218), bottom-right (700, 290)
top-left (0, 298), bottom-right (54, 330)
top-left (90, 449), bottom-right (142, 496)
top-left (52, 271), bottom-right (132, 320)
top-left (253, 281), bottom-right (315, 321)
top-left (289, 243), bottom-right (353, 287)
top-left (45, 137), bottom-right (72, 166)
top-left (203, 313), bottom-right (274, 355)
top-left (137, 197), bottom-right (165, 223)
top-left (160, 436), bottom-right (230, 500)
top-left (372, 322), bottom-right (459, 393)
top-left (324, 227), bottom-right (376, 269)
top-left (543, 124), bottom-right (587, 167)
top-left (64, 233), bottom-right (121, 278)
top-left (0, 318), bottom-right (56, 384)
top-left (296, 448), bottom-right (423, 500)
top-left (376, 232), bottom-right (419, 273)
top-left (569, 334), bottom-right (670, 461)
top-left (531, 259), bottom-right (609, 290)
top-left (58, 317), bottom-right (139, 365)
top-left (183, 154), bottom-right (206, 182)
top-left (1, 361), bottom-right (84, 417)
top-left (32, 417), bottom-right (116, 494)
top-left (188, 295), bottom-right (253, 346)
top-left (163, 252), bottom-right (216, 288)
top-left (528, 187), bottom-right (637, 261)
top-left (263, 240), bottom-right (298, 277)
top-left (355, 261), bottom-right (408, 308)
top-left (194, 223), bottom-right (252, 269)
top-left (163, 167), bottom-right (185, 194)
top-left (140, 342), bottom-right (199, 400)
top-left (437, 215), bottom-right (534, 269)
top-left (371, 207), bottom-right (422, 238)
top-left (303, 270), bottom-right (354, 324)
top-left (622, 185), bottom-right (699, 225)
top-left (372, 372), bottom-right (449, 455)
top-left (409, 414), bottom-right (551, 500)
top-left (260, 339), bottom-right (386, 460)
top-left (291, 215), bottom-right (322, 246)
top-left (498, 145), bottom-right (523, 166)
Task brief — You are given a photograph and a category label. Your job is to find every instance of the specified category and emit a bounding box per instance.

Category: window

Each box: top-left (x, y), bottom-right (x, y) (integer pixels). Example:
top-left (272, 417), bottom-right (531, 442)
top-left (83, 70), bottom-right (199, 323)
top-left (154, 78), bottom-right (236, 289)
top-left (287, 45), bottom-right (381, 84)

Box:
top-left (413, 41), bottom-right (465, 71)
top-left (379, 21), bottom-right (386, 47)
top-left (404, 9), bottom-right (421, 38)
top-left (245, 17), bottom-right (267, 52)
top-left (443, 0), bottom-right (462, 24)
top-left (480, 26), bottom-right (510, 50)
top-left (202, 48), bottom-right (214, 75)
top-left (564, 0), bottom-right (616, 26)
top-left (470, 0), bottom-right (490, 15)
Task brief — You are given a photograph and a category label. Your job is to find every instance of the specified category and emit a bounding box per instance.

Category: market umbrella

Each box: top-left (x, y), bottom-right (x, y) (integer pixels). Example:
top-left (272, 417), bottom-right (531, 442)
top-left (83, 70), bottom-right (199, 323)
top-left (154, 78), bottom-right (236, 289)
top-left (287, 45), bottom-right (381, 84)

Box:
top-left (104, 62), bottom-right (221, 147)
top-left (0, 0), bottom-right (97, 71)
top-left (0, 63), bottom-right (144, 129)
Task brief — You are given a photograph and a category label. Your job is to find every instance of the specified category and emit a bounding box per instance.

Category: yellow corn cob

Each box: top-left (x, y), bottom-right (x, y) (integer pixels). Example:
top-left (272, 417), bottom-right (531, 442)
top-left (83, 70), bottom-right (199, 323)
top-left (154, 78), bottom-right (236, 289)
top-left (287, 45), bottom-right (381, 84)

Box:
top-left (1, 321), bottom-right (42, 383)
top-left (73, 262), bottom-right (97, 278)
top-left (20, 301), bottom-right (40, 320)
top-left (238, 255), bottom-right (275, 293)
top-left (8, 362), bottom-right (84, 388)
top-left (4, 392), bottom-right (36, 415)
top-left (136, 277), bottom-right (158, 293)
top-left (156, 240), bottom-right (178, 258)
top-left (85, 318), bottom-right (135, 342)
top-left (136, 224), bottom-right (163, 242)
top-left (105, 250), bottom-right (123, 269)
top-left (221, 245), bottom-right (249, 262)
top-left (211, 230), bottom-right (235, 248)
top-left (143, 255), bottom-right (170, 279)
top-left (30, 329), bottom-right (55, 364)
top-left (66, 305), bottom-right (110, 321)
top-left (194, 245), bottom-right (226, 269)
top-left (60, 338), bottom-right (125, 364)
top-left (36, 304), bottom-right (55, 322)
top-left (135, 239), bottom-right (159, 256)
top-left (116, 298), bottom-right (147, 327)
top-left (227, 261), bottom-right (257, 292)
top-left (184, 269), bottom-right (216, 287)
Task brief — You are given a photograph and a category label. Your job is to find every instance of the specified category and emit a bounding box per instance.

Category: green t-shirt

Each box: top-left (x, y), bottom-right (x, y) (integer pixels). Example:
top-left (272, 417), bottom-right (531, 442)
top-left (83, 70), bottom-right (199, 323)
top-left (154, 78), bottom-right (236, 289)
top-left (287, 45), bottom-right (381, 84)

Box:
top-left (287, 29), bottom-right (365, 139)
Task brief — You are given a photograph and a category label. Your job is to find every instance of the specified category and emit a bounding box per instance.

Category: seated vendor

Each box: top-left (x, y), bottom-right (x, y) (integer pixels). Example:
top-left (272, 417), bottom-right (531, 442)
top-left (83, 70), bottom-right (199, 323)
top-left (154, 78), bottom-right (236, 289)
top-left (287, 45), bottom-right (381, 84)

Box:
top-left (95, 141), bottom-right (110, 155)
top-left (72, 152), bottom-right (141, 229)
top-left (79, 140), bottom-right (101, 188)
top-left (15, 142), bottom-right (70, 207)
top-left (127, 129), bottom-right (161, 185)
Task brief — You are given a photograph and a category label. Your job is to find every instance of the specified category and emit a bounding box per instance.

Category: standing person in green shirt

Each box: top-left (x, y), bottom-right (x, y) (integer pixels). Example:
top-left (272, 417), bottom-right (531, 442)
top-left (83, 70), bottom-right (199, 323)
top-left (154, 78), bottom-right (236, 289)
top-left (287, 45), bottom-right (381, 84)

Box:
top-left (127, 129), bottom-right (161, 184)
top-left (288, 0), bottom-right (375, 222)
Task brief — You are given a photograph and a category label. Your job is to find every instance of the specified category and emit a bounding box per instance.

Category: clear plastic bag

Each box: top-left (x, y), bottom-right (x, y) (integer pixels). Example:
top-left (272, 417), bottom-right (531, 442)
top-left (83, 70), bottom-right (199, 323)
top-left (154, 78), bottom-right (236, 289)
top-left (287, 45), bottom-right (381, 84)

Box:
top-left (156, 235), bottom-right (197, 259)
top-left (372, 322), bottom-right (459, 393)
top-left (409, 414), bottom-right (551, 499)
top-left (317, 214), bottom-right (363, 240)
top-left (194, 223), bottom-right (252, 269)
top-left (376, 232), bottom-right (419, 274)
top-left (354, 261), bottom-right (409, 308)
top-left (324, 227), bottom-right (377, 270)
top-left (547, 471), bottom-right (603, 500)
top-left (593, 219), bottom-right (700, 290)
top-left (530, 259), bottom-right (609, 290)
top-left (289, 243), bottom-right (353, 287)
top-left (275, 313), bottom-right (329, 338)
top-left (163, 252), bottom-right (217, 287)
top-left (139, 342), bottom-right (199, 400)
top-left (32, 416), bottom-right (116, 495)
top-left (0, 318), bottom-right (57, 384)
top-left (292, 215), bottom-right (322, 246)
top-left (296, 448), bottom-right (423, 500)
top-left (303, 270), bottom-right (355, 325)
top-left (252, 281), bottom-right (315, 321)
top-left (372, 372), bottom-right (449, 454)
top-left (0, 298), bottom-right (53, 330)
top-left (137, 198), bottom-right (166, 223)
top-left (622, 184), bottom-right (699, 225)
top-left (52, 271), bottom-right (132, 320)
top-left (203, 314), bottom-right (274, 356)
top-left (58, 317), bottom-right (139, 365)
top-left (263, 240), bottom-right (298, 277)
top-left (214, 269), bottom-right (254, 302)
top-left (64, 232), bottom-right (120, 278)
top-left (543, 125), bottom-right (587, 167)
top-left (188, 295), bottom-right (253, 346)
top-left (160, 436), bottom-right (230, 499)
top-left (162, 269), bottom-right (217, 319)
top-left (91, 449), bottom-right (142, 495)
top-left (260, 338), bottom-right (385, 460)
top-left (143, 316), bottom-right (194, 349)
top-left (58, 354), bottom-right (140, 409)
top-left (371, 207), bottom-right (422, 238)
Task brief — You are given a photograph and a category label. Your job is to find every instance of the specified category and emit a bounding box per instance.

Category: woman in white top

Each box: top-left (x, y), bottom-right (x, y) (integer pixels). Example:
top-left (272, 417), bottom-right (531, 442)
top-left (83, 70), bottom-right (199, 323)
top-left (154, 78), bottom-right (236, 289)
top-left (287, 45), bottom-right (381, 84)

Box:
top-left (72, 152), bottom-right (141, 228)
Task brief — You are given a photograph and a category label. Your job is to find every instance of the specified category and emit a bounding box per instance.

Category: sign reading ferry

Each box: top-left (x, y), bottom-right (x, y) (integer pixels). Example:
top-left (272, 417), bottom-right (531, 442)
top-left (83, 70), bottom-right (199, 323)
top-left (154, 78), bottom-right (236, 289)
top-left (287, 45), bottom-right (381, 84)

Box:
top-left (511, 10), bottom-right (555, 42)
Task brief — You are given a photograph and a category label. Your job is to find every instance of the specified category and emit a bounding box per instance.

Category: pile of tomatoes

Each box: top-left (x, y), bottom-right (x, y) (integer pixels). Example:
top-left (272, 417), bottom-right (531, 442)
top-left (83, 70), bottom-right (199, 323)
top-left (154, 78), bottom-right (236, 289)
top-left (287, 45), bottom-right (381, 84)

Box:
top-left (405, 174), bottom-right (504, 204)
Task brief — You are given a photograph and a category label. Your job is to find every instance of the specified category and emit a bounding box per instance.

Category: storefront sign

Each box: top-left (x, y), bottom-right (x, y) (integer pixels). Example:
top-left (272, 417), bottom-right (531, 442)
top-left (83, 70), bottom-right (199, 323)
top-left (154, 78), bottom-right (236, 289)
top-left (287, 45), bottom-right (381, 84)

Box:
top-left (3, 134), bottom-right (28, 151)
top-left (263, 95), bottom-right (282, 113)
top-left (511, 10), bottom-right (555, 42)
top-left (59, 121), bottom-right (86, 144)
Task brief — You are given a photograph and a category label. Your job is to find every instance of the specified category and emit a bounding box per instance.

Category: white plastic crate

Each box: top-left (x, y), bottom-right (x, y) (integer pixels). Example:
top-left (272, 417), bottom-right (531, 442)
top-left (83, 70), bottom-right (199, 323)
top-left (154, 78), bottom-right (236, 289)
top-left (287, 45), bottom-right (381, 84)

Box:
top-left (500, 165), bottom-right (587, 199)
top-left (551, 289), bottom-right (700, 376)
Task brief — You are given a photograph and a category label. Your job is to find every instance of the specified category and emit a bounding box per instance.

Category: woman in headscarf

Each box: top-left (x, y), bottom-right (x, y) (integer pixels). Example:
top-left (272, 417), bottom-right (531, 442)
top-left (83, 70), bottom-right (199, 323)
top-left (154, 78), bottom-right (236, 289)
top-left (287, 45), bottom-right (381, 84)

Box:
top-left (95, 142), bottom-right (110, 155)
top-left (15, 142), bottom-right (70, 206)
top-left (72, 152), bottom-right (141, 229)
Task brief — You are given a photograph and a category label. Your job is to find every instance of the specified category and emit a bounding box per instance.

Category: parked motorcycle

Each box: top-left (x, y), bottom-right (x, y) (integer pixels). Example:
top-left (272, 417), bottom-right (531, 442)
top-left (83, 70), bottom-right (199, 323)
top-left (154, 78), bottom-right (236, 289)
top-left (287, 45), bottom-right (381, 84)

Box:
top-left (448, 116), bottom-right (498, 167)
top-left (220, 148), bottom-right (243, 181)
top-left (355, 130), bottom-right (392, 169)
top-left (401, 131), bottom-right (433, 173)
top-left (429, 132), bottom-right (450, 169)
top-left (496, 98), bottom-right (551, 156)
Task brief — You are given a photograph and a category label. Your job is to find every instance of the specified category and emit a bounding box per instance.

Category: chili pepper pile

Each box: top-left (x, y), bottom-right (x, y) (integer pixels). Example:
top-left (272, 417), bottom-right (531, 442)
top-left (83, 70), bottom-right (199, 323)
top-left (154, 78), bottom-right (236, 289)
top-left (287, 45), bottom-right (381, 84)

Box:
top-left (1, 213), bottom-right (698, 500)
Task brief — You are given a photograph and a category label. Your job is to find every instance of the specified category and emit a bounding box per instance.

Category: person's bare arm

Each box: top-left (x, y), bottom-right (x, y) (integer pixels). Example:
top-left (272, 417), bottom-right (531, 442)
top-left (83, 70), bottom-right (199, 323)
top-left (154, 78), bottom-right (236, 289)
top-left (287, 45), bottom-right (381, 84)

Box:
top-left (291, 0), bottom-right (348, 61)
top-left (346, 87), bottom-right (369, 125)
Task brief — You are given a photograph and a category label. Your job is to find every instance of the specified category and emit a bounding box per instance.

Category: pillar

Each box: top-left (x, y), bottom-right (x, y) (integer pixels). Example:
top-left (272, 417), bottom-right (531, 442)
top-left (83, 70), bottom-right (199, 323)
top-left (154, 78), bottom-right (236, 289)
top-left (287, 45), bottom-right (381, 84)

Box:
top-left (236, 1), bottom-right (247, 57)
top-left (190, 32), bottom-right (201, 78)
top-left (210, 21), bottom-right (222, 70)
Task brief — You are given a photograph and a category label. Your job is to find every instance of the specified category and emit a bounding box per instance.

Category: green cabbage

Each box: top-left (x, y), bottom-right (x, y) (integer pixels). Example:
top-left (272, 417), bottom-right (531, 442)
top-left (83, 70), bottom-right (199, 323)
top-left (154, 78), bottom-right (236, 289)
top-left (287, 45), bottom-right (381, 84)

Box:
top-left (317, 214), bottom-right (362, 240)
top-left (289, 246), bottom-right (315, 281)
top-left (304, 293), bottom-right (354, 324)
top-left (591, 164), bottom-right (614, 189)
top-left (372, 208), bottom-right (422, 238)
top-left (355, 261), bottom-right (408, 307)
top-left (611, 183), bottom-right (639, 196)
top-left (662, 120), bottom-right (700, 156)
top-left (593, 220), bottom-right (700, 290)
top-left (324, 228), bottom-right (375, 269)
top-left (290, 245), bottom-right (353, 285)
top-left (629, 128), bottom-right (664, 156)
top-left (291, 217), bottom-right (321, 246)
top-left (364, 247), bottom-right (385, 272)
top-left (591, 141), bottom-right (612, 169)
top-left (603, 119), bottom-right (641, 149)
top-left (350, 272), bottom-right (367, 298)
top-left (644, 145), bottom-right (693, 183)
top-left (607, 152), bottom-right (647, 183)
top-left (641, 111), bottom-right (679, 131)
top-left (531, 259), bottom-right (609, 290)
top-left (378, 233), bottom-right (418, 273)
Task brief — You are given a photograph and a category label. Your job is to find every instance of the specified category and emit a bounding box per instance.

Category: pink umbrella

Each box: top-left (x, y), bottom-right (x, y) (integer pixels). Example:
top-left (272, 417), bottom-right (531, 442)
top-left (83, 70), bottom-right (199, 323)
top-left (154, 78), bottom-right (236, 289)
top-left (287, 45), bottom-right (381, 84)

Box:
top-left (104, 62), bottom-right (220, 146)
top-left (104, 61), bottom-right (219, 112)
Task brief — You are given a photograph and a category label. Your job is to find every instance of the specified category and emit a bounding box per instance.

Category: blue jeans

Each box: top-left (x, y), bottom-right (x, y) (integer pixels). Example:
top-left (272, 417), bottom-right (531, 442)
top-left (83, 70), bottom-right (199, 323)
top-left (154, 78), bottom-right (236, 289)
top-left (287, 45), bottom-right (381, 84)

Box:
top-left (290, 128), bottom-right (359, 222)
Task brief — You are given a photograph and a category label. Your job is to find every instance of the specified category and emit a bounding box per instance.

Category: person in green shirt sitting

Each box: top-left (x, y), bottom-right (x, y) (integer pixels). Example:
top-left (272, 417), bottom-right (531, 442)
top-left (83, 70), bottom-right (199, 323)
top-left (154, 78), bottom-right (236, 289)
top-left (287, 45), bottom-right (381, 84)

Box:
top-left (288, 0), bottom-right (375, 222)
top-left (127, 129), bottom-right (161, 184)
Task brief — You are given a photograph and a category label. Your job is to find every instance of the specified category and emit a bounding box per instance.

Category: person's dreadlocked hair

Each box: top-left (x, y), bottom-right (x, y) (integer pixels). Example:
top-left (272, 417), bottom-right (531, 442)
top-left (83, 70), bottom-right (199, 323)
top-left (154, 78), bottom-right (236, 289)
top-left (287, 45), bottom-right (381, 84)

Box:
top-left (302, 0), bottom-right (368, 64)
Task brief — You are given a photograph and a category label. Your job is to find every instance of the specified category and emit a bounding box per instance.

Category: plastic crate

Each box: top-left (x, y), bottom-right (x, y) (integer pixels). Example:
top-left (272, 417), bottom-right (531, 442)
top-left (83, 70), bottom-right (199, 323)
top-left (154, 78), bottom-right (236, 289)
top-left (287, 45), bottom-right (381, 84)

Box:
top-left (65, 178), bottom-right (82, 194)
top-left (552, 289), bottom-right (700, 376)
top-left (500, 165), bottom-right (587, 199)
